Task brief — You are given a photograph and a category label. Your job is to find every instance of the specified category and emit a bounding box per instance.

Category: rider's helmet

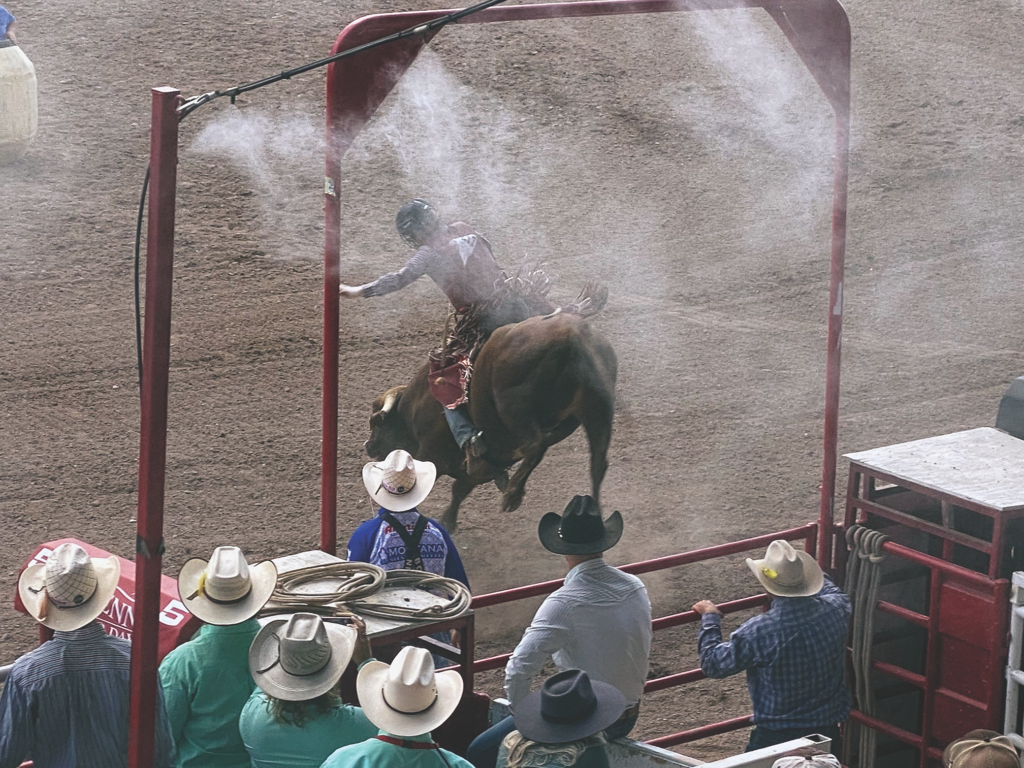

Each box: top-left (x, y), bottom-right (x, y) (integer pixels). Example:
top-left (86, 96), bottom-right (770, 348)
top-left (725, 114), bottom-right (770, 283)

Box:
top-left (396, 199), bottom-right (441, 247)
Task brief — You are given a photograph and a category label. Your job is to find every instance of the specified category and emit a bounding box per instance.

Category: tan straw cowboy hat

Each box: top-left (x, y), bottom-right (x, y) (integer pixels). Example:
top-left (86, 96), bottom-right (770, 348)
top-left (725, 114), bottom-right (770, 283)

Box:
top-left (18, 542), bottom-right (120, 632)
top-left (177, 546), bottom-right (277, 626)
top-left (250, 613), bottom-right (357, 701)
top-left (362, 449), bottom-right (437, 512)
top-left (357, 645), bottom-right (463, 737)
top-left (746, 540), bottom-right (824, 598)
top-left (943, 730), bottom-right (1021, 768)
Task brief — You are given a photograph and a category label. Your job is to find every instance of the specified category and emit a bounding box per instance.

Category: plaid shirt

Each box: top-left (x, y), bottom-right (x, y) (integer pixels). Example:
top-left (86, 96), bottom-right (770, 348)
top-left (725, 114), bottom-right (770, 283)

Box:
top-left (697, 575), bottom-right (851, 729)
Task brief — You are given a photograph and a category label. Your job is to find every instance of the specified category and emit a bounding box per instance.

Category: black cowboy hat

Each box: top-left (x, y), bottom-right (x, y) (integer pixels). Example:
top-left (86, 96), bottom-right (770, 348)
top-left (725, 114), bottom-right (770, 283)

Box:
top-left (514, 669), bottom-right (625, 744)
top-left (537, 495), bottom-right (623, 555)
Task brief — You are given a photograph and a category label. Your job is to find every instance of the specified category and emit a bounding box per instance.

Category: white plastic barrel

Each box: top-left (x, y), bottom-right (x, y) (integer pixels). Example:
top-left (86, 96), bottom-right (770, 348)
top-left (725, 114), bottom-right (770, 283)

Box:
top-left (0, 43), bottom-right (38, 163)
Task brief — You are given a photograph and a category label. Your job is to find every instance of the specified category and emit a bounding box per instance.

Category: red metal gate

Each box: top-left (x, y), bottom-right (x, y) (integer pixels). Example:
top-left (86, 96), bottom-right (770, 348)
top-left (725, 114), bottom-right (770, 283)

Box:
top-left (469, 524), bottom-right (818, 747)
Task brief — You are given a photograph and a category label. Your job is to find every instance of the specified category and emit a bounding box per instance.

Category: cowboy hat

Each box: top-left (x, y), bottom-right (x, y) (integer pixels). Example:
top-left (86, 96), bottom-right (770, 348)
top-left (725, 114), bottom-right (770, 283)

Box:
top-left (18, 543), bottom-right (120, 632)
top-left (943, 730), bottom-right (1021, 768)
top-left (250, 613), bottom-right (357, 701)
top-left (177, 546), bottom-right (277, 626)
top-left (746, 540), bottom-right (824, 598)
top-left (514, 669), bottom-right (626, 744)
top-left (537, 495), bottom-right (623, 555)
top-left (357, 645), bottom-right (463, 737)
top-left (363, 450), bottom-right (437, 512)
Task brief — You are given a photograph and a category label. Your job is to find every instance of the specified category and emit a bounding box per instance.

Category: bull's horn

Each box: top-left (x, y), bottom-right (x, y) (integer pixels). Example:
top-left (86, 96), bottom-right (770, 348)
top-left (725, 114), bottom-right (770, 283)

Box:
top-left (381, 392), bottom-right (398, 414)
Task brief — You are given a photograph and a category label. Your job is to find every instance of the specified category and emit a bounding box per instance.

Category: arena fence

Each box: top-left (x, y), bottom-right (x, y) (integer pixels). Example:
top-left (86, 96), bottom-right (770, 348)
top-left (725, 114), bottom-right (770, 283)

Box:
top-left (465, 522), bottom-right (818, 749)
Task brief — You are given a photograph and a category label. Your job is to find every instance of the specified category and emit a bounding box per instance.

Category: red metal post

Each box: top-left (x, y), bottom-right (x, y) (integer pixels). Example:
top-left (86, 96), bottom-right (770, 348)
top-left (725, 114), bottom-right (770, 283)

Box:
top-left (320, 139), bottom-right (340, 555)
top-left (128, 85), bottom-right (180, 768)
top-left (817, 109), bottom-right (851, 571)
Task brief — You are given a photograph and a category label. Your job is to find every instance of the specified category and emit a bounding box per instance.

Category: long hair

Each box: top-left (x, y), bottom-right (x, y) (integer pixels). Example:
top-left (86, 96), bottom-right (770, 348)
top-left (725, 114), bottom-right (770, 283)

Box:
top-left (502, 730), bottom-right (606, 768)
top-left (267, 688), bottom-right (343, 728)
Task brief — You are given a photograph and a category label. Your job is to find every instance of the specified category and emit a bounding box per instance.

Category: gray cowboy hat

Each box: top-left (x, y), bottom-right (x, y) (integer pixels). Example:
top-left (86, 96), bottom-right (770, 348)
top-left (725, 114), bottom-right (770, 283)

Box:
top-left (249, 613), bottom-right (357, 701)
top-left (537, 495), bottom-right (623, 555)
top-left (514, 669), bottom-right (626, 744)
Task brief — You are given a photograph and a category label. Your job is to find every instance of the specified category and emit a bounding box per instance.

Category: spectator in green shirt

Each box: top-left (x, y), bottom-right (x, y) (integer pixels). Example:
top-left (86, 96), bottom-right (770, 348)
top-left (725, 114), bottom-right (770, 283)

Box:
top-left (159, 546), bottom-right (277, 768)
top-left (320, 645), bottom-right (471, 768)
top-left (240, 613), bottom-right (378, 768)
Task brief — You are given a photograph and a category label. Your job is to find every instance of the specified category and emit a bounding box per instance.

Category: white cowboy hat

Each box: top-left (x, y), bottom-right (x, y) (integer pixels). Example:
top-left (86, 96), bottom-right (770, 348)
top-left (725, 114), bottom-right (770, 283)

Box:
top-left (357, 645), bottom-right (463, 737)
top-left (18, 543), bottom-right (121, 632)
top-left (250, 613), bottom-right (357, 701)
top-left (177, 546), bottom-right (277, 626)
top-left (746, 540), bottom-right (824, 598)
top-left (362, 450), bottom-right (437, 512)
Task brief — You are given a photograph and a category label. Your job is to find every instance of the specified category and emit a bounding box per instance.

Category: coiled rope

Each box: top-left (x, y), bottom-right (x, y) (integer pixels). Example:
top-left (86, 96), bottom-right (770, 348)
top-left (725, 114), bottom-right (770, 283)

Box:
top-left (262, 562), bottom-right (386, 617)
top-left (348, 569), bottom-right (472, 622)
top-left (843, 525), bottom-right (889, 768)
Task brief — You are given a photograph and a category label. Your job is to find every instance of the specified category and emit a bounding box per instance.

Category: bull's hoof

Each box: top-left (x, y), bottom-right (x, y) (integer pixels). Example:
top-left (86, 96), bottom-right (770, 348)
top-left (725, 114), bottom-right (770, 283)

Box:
top-left (502, 486), bottom-right (525, 513)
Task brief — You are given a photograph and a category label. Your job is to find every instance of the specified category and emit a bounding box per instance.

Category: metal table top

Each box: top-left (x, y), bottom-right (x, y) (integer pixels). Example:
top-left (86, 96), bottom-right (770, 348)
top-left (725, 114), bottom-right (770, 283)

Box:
top-left (845, 427), bottom-right (1024, 512)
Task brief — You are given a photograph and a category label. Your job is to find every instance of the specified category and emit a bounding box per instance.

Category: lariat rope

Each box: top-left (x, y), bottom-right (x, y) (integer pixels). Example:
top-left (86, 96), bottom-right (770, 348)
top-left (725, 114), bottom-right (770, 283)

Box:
top-left (261, 564), bottom-right (472, 623)
top-left (262, 562), bottom-right (386, 616)
top-left (348, 569), bottom-right (472, 621)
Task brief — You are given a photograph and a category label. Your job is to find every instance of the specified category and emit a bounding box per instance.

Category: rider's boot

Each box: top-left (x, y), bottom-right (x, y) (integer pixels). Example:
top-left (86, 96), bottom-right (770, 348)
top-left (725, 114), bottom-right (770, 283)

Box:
top-left (445, 405), bottom-right (487, 459)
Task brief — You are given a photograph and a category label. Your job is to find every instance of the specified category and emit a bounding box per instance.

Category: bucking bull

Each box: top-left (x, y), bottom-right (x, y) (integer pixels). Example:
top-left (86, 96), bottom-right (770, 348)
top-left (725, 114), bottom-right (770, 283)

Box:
top-left (365, 312), bottom-right (618, 531)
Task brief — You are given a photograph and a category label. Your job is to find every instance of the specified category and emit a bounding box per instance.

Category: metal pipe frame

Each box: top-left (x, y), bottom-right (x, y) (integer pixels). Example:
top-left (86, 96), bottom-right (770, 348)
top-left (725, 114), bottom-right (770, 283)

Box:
top-left (467, 525), bottom-right (815, 744)
top-left (128, 86), bottom-right (180, 768)
top-left (847, 539), bottom-right (1012, 767)
top-left (471, 524), bottom-right (816, 608)
top-left (321, 0), bottom-right (851, 562)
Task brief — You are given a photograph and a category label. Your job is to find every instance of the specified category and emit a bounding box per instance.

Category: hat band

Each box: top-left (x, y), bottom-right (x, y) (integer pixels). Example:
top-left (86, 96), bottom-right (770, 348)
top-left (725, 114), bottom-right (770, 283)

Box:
top-left (382, 686), bottom-right (438, 716)
top-left (379, 476), bottom-right (416, 496)
top-left (557, 525), bottom-right (604, 544)
top-left (37, 584), bottom-right (97, 611)
top-left (202, 584), bottom-right (253, 605)
top-left (772, 570), bottom-right (804, 587)
top-left (541, 696), bottom-right (597, 724)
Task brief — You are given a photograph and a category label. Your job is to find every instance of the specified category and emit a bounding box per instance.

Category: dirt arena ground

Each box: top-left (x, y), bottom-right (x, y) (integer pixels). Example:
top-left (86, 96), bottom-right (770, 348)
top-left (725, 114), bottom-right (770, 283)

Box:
top-left (1, 0), bottom-right (1022, 759)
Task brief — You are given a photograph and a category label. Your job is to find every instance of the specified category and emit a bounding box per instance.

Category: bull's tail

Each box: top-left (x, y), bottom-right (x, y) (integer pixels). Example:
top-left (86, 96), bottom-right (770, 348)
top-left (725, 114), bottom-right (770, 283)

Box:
top-left (562, 281), bottom-right (609, 319)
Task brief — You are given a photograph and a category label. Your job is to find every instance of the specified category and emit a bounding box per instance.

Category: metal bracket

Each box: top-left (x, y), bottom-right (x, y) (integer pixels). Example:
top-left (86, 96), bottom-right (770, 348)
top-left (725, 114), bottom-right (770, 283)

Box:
top-left (136, 536), bottom-right (166, 559)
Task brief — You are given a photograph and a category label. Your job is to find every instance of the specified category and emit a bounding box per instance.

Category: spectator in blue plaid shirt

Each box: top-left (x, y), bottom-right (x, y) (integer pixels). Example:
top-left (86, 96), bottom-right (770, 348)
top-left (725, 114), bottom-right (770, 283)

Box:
top-left (692, 540), bottom-right (851, 754)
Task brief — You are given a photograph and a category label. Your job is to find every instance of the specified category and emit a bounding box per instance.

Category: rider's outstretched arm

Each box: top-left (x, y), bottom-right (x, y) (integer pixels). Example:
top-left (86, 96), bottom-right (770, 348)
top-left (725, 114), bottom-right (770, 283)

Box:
top-left (339, 248), bottom-right (434, 299)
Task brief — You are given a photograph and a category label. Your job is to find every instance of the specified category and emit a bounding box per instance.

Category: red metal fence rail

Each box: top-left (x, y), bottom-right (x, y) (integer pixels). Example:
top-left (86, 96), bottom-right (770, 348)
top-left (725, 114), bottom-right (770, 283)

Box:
top-left (468, 523), bottom-right (818, 748)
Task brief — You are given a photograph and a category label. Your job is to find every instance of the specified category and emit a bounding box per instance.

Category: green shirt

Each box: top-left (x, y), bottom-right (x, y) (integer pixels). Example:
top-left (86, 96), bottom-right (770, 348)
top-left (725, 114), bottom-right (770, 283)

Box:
top-left (320, 730), bottom-right (475, 768)
top-left (239, 689), bottom-right (377, 768)
top-left (158, 620), bottom-right (261, 768)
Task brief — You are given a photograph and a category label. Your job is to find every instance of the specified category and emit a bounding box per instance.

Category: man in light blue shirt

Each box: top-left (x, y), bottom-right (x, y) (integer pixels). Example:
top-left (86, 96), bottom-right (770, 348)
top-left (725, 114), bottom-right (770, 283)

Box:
top-left (467, 495), bottom-right (652, 768)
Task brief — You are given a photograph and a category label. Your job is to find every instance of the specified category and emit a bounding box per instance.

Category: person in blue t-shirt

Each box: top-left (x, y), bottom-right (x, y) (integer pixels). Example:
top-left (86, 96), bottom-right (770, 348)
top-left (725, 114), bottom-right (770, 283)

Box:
top-left (0, 5), bottom-right (18, 45)
top-left (348, 449), bottom-right (470, 668)
top-left (347, 449), bottom-right (469, 588)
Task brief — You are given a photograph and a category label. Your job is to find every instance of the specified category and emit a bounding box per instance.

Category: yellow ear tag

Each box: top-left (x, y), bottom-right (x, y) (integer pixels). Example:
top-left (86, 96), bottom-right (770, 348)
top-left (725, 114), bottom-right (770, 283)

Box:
top-left (761, 567), bottom-right (778, 580)
top-left (196, 572), bottom-right (206, 598)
